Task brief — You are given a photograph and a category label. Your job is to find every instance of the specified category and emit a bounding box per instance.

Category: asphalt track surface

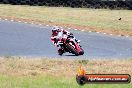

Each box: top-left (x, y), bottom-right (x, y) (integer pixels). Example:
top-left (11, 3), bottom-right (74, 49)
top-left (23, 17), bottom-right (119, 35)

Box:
top-left (0, 20), bottom-right (132, 58)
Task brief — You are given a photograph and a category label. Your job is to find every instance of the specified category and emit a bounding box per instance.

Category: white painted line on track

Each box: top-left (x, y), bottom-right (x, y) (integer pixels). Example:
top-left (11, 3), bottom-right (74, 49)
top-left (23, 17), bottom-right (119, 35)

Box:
top-left (3, 18), bottom-right (131, 39)
top-left (18, 21), bottom-right (21, 23)
top-left (74, 29), bottom-right (77, 30)
top-left (11, 20), bottom-right (14, 22)
top-left (60, 27), bottom-right (63, 29)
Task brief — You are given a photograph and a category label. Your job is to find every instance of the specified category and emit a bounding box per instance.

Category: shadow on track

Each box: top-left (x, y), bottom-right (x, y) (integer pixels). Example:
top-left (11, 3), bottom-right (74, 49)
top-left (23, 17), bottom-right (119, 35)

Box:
top-left (64, 54), bottom-right (78, 56)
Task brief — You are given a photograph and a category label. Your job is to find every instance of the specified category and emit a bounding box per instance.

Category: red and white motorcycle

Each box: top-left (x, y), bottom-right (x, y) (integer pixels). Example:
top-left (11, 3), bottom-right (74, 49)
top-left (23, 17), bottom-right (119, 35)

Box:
top-left (57, 34), bottom-right (84, 56)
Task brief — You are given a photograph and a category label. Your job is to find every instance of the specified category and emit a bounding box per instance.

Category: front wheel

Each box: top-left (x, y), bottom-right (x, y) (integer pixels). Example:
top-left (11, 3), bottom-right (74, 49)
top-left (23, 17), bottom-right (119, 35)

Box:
top-left (79, 48), bottom-right (84, 55)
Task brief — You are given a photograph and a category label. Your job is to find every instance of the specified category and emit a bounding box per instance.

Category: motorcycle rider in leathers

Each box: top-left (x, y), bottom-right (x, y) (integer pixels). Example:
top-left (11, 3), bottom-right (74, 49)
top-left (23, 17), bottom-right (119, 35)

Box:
top-left (51, 26), bottom-right (80, 55)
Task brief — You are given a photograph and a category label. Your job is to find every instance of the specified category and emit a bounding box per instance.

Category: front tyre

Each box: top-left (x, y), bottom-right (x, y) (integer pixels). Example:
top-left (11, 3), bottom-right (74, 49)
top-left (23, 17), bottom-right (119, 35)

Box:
top-left (79, 48), bottom-right (84, 55)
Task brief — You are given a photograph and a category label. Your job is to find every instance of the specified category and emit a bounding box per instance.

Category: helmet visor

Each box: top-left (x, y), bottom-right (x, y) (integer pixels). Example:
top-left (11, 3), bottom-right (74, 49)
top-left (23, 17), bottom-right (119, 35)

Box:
top-left (52, 30), bottom-right (58, 36)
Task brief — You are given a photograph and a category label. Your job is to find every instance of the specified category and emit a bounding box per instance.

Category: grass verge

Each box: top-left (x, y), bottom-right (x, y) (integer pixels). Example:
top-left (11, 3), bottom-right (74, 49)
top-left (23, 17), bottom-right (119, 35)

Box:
top-left (0, 57), bottom-right (132, 88)
top-left (0, 74), bottom-right (131, 88)
top-left (0, 4), bottom-right (132, 36)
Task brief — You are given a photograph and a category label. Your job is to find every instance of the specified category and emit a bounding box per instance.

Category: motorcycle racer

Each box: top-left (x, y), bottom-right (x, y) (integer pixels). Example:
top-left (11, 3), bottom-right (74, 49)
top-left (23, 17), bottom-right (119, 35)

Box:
top-left (51, 26), bottom-right (80, 55)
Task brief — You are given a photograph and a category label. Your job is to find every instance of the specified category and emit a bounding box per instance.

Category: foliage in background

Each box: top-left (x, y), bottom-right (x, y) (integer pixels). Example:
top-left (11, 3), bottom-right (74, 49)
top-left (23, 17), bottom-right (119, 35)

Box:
top-left (0, 0), bottom-right (132, 9)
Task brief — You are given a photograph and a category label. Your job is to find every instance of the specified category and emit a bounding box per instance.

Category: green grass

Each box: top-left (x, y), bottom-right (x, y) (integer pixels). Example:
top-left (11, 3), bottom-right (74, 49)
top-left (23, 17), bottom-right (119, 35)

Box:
top-left (0, 57), bottom-right (132, 88)
top-left (0, 4), bottom-right (132, 35)
top-left (0, 74), bottom-right (131, 88)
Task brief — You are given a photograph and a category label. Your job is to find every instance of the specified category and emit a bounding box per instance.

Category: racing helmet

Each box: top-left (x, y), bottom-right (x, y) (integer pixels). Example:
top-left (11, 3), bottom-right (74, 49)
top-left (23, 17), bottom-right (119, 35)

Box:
top-left (52, 26), bottom-right (60, 36)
